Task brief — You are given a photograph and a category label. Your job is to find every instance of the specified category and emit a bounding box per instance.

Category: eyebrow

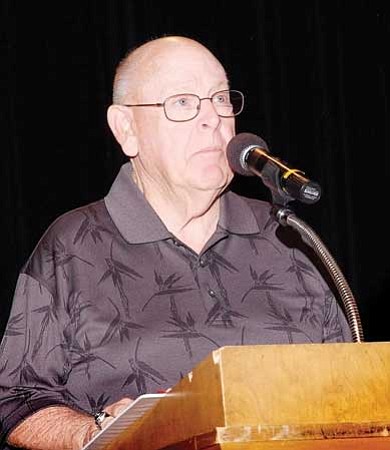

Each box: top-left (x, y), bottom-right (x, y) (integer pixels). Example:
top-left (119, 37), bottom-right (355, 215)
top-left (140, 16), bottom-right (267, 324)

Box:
top-left (159, 79), bottom-right (230, 99)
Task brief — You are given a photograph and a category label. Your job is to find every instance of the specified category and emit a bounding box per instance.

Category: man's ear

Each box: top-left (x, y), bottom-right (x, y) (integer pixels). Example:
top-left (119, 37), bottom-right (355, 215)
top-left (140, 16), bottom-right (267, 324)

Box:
top-left (107, 105), bottom-right (139, 157)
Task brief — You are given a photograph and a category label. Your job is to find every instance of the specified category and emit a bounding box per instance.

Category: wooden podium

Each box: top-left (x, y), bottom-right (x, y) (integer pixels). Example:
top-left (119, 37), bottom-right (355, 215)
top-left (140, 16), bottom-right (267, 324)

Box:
top-left (103, 343), bottom-right (390, 449)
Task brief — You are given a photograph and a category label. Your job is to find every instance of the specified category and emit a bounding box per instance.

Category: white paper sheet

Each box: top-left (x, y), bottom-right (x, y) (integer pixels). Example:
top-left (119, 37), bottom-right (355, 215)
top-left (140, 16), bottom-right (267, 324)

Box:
top-left (82, 393), bottom-right (166, 450)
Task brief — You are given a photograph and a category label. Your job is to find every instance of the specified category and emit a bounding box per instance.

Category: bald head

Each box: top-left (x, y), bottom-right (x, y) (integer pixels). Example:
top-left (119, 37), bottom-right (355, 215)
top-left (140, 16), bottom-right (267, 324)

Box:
top-left (112, 36), bottom-right (227, 104)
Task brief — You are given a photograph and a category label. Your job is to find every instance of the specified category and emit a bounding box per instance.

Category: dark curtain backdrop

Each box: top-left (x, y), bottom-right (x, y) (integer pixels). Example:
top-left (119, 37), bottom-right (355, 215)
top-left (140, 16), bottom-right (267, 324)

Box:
top-left (1, 1), bottom-right (389, 340)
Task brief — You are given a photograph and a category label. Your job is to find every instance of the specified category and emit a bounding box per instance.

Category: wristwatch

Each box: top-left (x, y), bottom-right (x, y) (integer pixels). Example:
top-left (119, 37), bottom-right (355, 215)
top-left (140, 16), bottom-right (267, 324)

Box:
top-left (94, 411), bottom-right (111, 430)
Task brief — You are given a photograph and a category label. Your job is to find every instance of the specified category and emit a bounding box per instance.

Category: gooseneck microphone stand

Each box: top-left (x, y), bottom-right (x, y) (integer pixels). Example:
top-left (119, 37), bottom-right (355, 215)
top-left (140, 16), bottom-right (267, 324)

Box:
top-left (264, 166), bottom-right (364, 343)
top-left (273, 205), bottom-right (364, 343)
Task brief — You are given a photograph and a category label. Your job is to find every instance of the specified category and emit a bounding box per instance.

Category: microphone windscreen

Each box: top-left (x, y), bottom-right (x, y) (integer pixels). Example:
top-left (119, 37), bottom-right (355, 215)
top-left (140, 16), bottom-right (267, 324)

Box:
top-left (226, 132), bottom-right (269, 176)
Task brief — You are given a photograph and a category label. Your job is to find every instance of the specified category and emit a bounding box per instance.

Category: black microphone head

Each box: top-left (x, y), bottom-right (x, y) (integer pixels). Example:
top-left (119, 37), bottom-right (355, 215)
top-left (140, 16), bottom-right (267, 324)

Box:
top-left (226, 132), bottom-right (269, 176)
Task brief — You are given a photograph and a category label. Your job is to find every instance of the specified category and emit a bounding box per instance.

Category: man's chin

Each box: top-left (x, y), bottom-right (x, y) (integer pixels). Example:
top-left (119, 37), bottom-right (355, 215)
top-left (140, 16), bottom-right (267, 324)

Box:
top-left (192, 169), bottom-right (233, 193)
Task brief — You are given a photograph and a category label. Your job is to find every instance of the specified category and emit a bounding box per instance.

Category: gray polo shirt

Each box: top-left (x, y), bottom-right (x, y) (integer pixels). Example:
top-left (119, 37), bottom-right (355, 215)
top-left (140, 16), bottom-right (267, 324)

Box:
top-left (0, 163), bottom-right (351, 445)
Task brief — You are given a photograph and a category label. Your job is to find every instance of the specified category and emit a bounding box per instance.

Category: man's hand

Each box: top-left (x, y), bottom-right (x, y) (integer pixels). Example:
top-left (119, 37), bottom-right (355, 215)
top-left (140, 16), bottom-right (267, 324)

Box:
top-left (92, 397), bottom-right (134, 432)
top-left (7, 397), bottom-right (134, 450)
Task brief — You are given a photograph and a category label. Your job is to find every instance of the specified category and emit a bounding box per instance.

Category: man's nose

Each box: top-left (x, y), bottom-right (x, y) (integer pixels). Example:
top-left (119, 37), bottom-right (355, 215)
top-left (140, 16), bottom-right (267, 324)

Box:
top-left (197, 98), bottom-right (221, 128)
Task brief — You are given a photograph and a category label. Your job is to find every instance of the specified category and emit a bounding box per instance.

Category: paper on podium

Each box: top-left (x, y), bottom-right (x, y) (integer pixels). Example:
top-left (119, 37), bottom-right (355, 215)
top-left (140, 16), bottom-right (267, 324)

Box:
top-left (82, 393), bottom-right (166, 450)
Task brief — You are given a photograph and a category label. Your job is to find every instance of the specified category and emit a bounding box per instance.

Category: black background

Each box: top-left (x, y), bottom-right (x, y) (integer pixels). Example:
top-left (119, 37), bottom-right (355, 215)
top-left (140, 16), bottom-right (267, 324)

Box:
top-left (1, 1), bottom-right (389, 340)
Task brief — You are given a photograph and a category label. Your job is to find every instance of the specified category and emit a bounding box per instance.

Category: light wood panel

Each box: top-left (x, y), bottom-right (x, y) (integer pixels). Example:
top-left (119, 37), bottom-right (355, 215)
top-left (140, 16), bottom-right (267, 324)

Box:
top-left (102, 342), bottom-right (390, 449)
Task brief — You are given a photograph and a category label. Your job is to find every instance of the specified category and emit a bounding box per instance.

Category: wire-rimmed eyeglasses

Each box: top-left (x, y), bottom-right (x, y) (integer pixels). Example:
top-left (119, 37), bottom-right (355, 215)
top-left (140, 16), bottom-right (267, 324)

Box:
top-left (122, 89), bottom-right (245, 122)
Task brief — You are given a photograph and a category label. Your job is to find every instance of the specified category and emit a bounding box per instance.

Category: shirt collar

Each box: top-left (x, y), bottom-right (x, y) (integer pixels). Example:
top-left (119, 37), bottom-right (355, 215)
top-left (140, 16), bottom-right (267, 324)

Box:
top-left (219, 188), bottom-right (261, 235)
top-left (105, 162), bottom-right (261, 244)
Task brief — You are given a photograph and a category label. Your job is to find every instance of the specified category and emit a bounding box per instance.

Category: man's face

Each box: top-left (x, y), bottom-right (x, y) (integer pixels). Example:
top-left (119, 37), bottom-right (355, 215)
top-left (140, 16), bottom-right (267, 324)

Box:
top-left (128, 44), bottom-right (236, 195)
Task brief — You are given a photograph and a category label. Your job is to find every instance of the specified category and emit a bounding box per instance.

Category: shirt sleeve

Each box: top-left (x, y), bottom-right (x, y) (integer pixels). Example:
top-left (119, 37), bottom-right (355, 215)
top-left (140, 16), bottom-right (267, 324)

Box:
top-left (0, 273), bottom-right (77, 446)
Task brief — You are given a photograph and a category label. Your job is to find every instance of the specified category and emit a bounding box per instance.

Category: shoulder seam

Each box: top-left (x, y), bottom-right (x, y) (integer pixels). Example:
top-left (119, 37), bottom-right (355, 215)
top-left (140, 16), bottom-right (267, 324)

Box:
top-left (19, 271), bottom-right (56, 300)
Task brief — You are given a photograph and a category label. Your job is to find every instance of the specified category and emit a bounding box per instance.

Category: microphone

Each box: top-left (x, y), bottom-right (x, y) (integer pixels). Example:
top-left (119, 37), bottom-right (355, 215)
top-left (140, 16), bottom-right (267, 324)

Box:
top-left (226, 132), bottom-right (321, 204)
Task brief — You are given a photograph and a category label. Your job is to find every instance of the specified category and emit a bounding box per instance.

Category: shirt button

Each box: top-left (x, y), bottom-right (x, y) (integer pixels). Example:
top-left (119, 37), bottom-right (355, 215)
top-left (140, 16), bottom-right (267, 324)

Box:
top-left (199, 258), bottom-right (206, 267)
top-left (208, 289), bottom-right (216, 297)
top-left (172, 239), bottom-right (181, 246)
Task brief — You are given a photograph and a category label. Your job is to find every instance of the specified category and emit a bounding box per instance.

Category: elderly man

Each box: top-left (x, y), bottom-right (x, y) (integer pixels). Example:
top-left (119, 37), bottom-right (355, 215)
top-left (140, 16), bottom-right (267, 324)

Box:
top-left (0, 36), bottom-right (351, 449)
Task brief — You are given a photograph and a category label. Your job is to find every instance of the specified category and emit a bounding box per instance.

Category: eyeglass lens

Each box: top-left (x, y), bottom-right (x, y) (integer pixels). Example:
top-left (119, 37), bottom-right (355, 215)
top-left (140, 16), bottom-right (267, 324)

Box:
top-left (164, 90), bottom-right (243, 121)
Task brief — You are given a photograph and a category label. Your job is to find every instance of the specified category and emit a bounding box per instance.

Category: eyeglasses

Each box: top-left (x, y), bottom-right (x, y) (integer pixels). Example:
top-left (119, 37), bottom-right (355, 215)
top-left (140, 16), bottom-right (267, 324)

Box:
top-left (122, 89), bottom-right (244, 122)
